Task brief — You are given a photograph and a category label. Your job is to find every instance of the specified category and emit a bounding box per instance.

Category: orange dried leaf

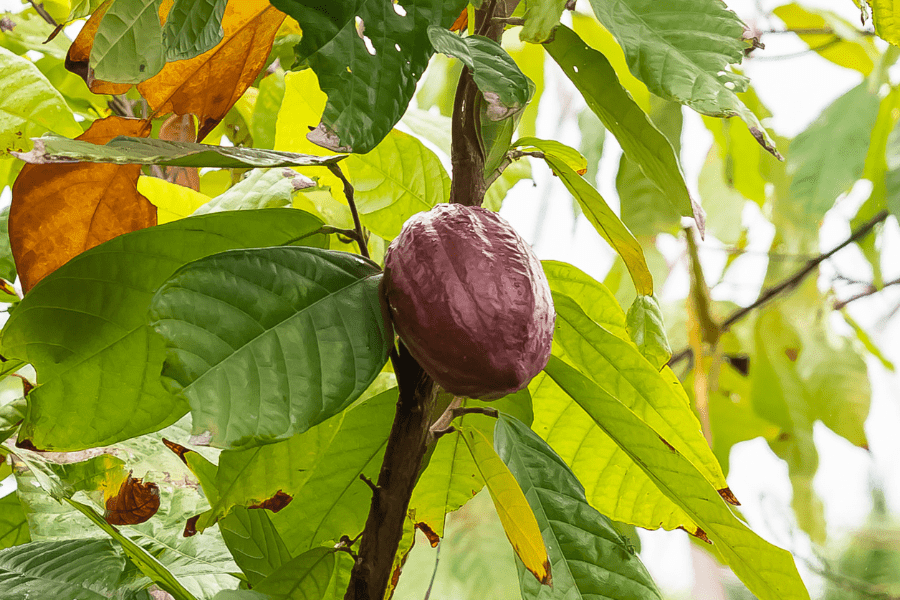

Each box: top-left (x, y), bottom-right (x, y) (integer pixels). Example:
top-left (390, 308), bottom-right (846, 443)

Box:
top-left (158, 113), bottom-right (200, 190)
top-left (139, 1), bottom-right (286, 140)
top-left (105, 473), bottom-right (161, 525)
top-left (65, 0), bottom-right (131, 95)
top-left (450, 8), bottom-right (468, 32)
top-left (10, 116), bottom-right (156, 292)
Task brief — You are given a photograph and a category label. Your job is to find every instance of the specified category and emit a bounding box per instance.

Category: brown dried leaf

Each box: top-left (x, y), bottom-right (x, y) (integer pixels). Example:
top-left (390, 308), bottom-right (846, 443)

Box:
top-left (415, 522), bottom-right (440, 548)
top-left (10, 116), bottom-right (156, 292)
top-left (718, 487), bottom-right (741, 506)
top-left (158, 113), bottom-right (199, 191)
top-left (139, 1), bottom-right (285, 140)
top-left (248, 490), bottom-right (292, 513)
top-left (162, 438), bottom-right (190, 464)
top-left (105, 472), bottom-right (161, 525)
top-left (183, 514), bottom-right (200, 537)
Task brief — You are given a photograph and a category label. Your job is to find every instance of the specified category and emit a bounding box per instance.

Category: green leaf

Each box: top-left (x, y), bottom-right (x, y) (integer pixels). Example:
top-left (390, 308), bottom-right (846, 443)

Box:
top-left (271, 388), bottom-right (398, 555)
top-left (0, 492), bottom-right (29, 551)
top-left (552, 294), bottom-right (728, 493)
top-left (0, 538), bottom-right (145, 600)
top-left (773, 4), bottom-right (878, 74)
top-left (254, 546), bottom-right (353, 600)
top-left (788, 82), bottom-right (880, 221)
top-left (541, 260), bottom-right (629, 342)
top-left (494, 415), bottom-right (663, 600)
top-left (428, 26), bottom-right (531, 120)
top-left (0, 47), bottom-right (82, 155)
top-left (67, 499), bottom-right (199, 600)
top-left (460, 426), bottom-right (551, 586)
top-left (589, 0), bottom-right (780, 156)
top-left (1, 210), bottom-right (328, 451)
top-left (344, 129), bottom-right (450, 240)
top-left (15, 135), bottom-right (346, 168)
top-left (162, 0), bottom-right (227, 61)
top-left (542, 154), bottom-right (653, 296)
top-left (193, 168), bottom-right (309, 215)
top-left (544, 356), bottom-right (811, 600)
top-left (512, 137), bottom-right (587, 175)
top-left (267, 0), bottom-right (467, 153)
top-left (91, 0), bottom-right (165, 83)
top-left (871, 0), bottom-right (900, 46)
top-left (251, 70), bottom-right (286, 150)
top-left (0, 397), bottom-right (25, 445)
top-left (68, 0), bottom-right (111, 20)
top-left (220, 507), bottom-right (292, 587)
top-left (0, 9), bottom-right (71, 60)
top-left (626, 295), bottom-right (672, 369)
top-left (520, 0), bottom-right (567, 43)
top-left (149, 247), bottom-right (390, 449)
top-left (545, 26), bottom-right (702, 229)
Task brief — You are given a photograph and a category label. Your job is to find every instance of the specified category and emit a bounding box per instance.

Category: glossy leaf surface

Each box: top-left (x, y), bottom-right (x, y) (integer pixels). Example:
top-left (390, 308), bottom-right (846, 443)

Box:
top-left (220, 507), bottom-right (292, 586)
top-left (150, 246), bottom-right (390, 449)
top-left (495, 415), bottom-right (663, 600)
top-left (268, 0), bottom-right (467, 153)
top-left (1, 210), bottom-right (328, 451)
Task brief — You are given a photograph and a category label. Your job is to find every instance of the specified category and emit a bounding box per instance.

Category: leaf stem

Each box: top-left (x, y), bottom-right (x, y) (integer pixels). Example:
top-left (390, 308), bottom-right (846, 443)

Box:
top-left (668, 209), bottom-right (890, 368)
top-left (327, 164), bottom-right (370, 259)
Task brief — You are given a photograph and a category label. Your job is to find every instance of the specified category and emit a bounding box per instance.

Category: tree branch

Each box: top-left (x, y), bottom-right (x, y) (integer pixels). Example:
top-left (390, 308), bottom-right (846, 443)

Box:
top-left (344, 3), bottom-right (520, 597)
top-left (668, 210), bottom-right (889, 368)
top-left (833, 276), bottom-right (900, 310)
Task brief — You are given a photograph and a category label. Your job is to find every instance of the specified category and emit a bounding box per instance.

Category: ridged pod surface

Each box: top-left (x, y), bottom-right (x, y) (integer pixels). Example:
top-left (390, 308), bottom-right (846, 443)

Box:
top-left (383, 204), bottom-right (554, 399)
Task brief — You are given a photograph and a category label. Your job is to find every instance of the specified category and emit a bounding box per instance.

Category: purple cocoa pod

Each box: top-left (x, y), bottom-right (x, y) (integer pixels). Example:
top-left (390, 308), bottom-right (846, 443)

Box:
top-left (383, 203), bottom-right (555, 400)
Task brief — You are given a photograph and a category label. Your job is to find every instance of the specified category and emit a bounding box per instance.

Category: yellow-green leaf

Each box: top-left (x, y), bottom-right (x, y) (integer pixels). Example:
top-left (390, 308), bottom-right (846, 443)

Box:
top-left (871, 0), bottom-right (900, 46)
top-left (773, 4), bottom-right (877, 74)
top-left (459, 427), bottom-right (551, 586)
top-left (138, 177), bottom-right (211, 224)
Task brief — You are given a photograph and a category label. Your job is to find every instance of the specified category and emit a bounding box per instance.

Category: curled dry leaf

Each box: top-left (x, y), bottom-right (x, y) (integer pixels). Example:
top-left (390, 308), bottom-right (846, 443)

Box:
top-left (247, 490), bottom-right (293, 513)
top-left (139, 0), bottom-right (286, 140)
top-left (9, 116), bottom-right (155, 292)
top-left (105, 472), bottom-right (161, 525)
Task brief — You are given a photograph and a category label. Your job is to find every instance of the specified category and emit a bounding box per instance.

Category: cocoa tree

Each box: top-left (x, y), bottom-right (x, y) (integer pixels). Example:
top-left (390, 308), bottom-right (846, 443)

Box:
top-left (0, 1), bottom-right (895, 599)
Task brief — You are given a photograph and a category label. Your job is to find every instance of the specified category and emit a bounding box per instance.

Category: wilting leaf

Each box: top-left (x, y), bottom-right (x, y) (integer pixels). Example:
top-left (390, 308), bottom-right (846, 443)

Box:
top-left (105, 473), bottom-right (161, 526)
top-left (626, 295), bottom-right (672, 369)
top-left (268, 0), bottom-right (467, 153)
top-left (545, 26), bottom-right (702, 231)
top-left (0, 47), bottom-right (81, 155)
top-left (495, 415), bottom-right (663, 600)
top-left (427, 26), bottom-right (531, 121)
top-left (0, 493), bottom-right (29, 551)
top-left (542, 155), bottom-right (652, 295)
top-left (16, 135), bottom-right (346, 169)
top-left (0, 210), bottom-right (328, 451)
top-left (544, 357), bottom-right (810, 600)
top-left (344, 129), bottom-right (450, 240)
top-left (90, 0), bottom-right (166, 84)
top-left (0, 539), bottom-right (145, 600)
top-left (163, 0), bottom-right (227, 61)
top-left (460, 427), bottom-right (551, 586)
top-left (149, 247), bottom-right (391, 449)
top-left (253, 546), bottom-right (353, 600)
top-left (9, 116), bottom-right (155, 292)
top-left (587, 0), bottom-right (780, 157)
top-left (220, 507), bottom-right (292, 586)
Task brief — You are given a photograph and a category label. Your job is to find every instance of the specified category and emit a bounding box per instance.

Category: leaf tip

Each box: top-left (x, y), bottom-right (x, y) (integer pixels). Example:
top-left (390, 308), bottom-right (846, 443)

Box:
top-left (719, 487), bottom-right (741, 506)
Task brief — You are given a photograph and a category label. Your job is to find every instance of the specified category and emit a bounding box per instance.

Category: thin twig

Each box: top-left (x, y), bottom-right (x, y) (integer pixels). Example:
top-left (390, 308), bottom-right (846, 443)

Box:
top-left (761, 27), bottom-right (876, 36)
top-left (422, 541), bottom-right (442, 600)
top-left (327, 164), bottom-right (370, 260)
top-left (668, 210), bottom-right (890, 368)
top-left (29, 1), bottom-right (58, 27)
top-left (833, 276), bottom-right (900, 310)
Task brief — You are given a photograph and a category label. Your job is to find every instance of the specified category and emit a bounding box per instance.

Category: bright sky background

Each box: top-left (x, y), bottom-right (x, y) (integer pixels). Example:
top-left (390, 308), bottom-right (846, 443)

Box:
top-left (1, 1), bottom-right (898, 598)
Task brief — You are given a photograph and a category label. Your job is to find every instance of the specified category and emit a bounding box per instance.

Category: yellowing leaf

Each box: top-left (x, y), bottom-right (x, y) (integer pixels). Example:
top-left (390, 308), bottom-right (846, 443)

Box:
top-left (138, 176), bottom-right (211, 223)
top-left (10, 116), bottom-right (156, 292)
top-left (459, 427), bottom-right (551, 586)
top-left (139, 0), bottom-right (286, 139)
top-left (773, 4), bottom-right (877, 74)
top-left (871, 0), bottom-right (900, 46)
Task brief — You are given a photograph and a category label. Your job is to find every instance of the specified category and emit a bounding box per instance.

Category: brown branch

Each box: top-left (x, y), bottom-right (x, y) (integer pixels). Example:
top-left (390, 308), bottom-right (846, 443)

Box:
top-left (327, 164), bottom-right (370, 260)
top-left (833, 276), bottom-right (900, 310)
top-left (668, 210), bottom-right (889, 368)
top-left (29, 1), bottom-right (59, 27)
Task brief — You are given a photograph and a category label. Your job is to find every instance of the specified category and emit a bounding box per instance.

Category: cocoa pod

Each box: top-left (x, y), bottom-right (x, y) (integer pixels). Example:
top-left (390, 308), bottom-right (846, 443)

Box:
top-left (383, 204), bottom-right (554, 399)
